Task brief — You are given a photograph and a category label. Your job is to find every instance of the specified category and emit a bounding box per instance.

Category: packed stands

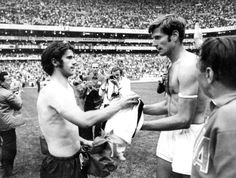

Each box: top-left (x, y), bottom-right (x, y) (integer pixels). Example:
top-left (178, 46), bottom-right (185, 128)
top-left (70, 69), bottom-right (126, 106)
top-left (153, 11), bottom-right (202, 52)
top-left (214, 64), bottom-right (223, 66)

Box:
top-left (0, 0), bottom-right (235, 86)
top-left (0, 53), bottom-right (170, 86)
top-left (0, 0), bottom-right (235, 29)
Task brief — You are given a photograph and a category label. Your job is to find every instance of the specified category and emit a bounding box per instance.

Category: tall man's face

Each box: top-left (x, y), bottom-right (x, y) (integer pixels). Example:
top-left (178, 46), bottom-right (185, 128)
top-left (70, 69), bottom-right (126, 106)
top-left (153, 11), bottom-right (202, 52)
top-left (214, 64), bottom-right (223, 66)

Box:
top-left (152, 27), bottom-right (174, 57)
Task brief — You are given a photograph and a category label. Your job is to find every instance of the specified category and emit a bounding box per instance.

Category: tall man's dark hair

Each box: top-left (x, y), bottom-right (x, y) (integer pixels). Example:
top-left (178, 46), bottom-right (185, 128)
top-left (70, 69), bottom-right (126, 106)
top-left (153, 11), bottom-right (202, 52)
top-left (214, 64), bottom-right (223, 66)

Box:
top-left (148, 14), bottom-right (186, 43)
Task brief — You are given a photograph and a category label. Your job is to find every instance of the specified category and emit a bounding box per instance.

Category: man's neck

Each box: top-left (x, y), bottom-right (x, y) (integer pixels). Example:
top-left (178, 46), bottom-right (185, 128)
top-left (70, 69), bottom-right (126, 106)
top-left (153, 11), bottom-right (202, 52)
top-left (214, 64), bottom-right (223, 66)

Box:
top-left (168, 45), bottom-right (185, 63)
top-left (51, 70), bottom-right (69, 87)
top-left (210, 82), bottom-right (236, 100)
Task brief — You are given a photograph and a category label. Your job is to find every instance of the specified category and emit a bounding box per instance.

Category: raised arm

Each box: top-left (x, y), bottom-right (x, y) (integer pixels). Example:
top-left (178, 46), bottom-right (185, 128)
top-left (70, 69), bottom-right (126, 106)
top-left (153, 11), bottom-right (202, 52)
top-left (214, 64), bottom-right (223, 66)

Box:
top-left (52, 92), bottom-right (139, 128)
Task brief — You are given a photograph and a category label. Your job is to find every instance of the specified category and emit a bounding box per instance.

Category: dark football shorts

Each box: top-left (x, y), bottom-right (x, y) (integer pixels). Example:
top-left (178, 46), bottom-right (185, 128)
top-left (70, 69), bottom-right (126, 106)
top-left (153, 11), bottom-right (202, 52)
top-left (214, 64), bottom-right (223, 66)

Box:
top-left (40, 151), bottom-right (87, 178)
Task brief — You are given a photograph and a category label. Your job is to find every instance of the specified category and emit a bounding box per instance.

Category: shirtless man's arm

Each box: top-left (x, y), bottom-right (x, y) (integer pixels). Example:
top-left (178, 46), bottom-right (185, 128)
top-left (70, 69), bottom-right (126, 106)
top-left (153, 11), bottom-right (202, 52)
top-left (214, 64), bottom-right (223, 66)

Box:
top-left (143, 100), bottom-right (168, 115)
top-left (56, 93), bottom-right (139, 128)
top-left (78, 136), bottom-right (93, 147)
top-left (142, 58), bottom-right (199, 131)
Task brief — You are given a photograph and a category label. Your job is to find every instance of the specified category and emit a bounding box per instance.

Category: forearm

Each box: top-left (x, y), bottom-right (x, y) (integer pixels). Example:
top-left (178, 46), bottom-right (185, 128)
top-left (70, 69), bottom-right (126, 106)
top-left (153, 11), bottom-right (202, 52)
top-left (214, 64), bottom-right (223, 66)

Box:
top-left (79, 136), bottom-right (93, 146)
top-left (141, 114), bottom-right (190, 131)
top-left (142, 97), bottom-right (198, 131)
top-left (143, 100), bottom-right (168, 115)
top-left (80, 103), bottom-right (122, 127)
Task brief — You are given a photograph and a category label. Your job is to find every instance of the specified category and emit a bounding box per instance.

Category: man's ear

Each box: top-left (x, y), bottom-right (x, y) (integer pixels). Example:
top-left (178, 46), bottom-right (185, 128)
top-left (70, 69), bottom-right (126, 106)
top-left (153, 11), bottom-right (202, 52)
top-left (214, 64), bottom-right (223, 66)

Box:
top-left (171, 30), bottom-right (179, 42)
top-left (205, 67), bottom-right (214, 84)
top-left (51, 58), bottom-right (59, 67)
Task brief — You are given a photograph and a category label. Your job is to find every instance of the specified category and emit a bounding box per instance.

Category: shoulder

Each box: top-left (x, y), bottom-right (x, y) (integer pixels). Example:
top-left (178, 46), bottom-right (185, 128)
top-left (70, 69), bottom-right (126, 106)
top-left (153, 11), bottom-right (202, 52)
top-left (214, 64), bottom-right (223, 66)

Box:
top-left (176, 51), bottom-right (199, 93)
top-left (37, 82), bottom-right (60, 103)
top-left (179, 51), bottom-right (198, 69)
top-left (0, 88), bottom-right (13, 98)
top-left (1, 87), bottom-right (12, 95)
top-left (215, 100), bottom-right (236, 132)
top-left (178, 51), bottom-right (198, 79)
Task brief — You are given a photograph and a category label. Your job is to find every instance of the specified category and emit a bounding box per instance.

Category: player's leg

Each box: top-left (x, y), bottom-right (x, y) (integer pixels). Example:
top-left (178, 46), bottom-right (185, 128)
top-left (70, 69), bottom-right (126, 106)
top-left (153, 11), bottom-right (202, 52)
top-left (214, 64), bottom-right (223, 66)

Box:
top-left (156, 157), bottom-right (173, 178)
top-left (156, 131), bottom-right (174, 178)
top-left (172, 172), bottom-right (190, 178)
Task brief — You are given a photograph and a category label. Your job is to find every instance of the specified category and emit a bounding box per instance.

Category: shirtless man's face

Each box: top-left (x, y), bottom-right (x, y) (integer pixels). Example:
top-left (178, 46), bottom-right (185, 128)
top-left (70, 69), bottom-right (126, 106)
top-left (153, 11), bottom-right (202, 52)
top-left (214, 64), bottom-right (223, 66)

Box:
top-left (152, 27), bottom-right (173, 56)
top-left (60, 49), bottom-right (76, 78)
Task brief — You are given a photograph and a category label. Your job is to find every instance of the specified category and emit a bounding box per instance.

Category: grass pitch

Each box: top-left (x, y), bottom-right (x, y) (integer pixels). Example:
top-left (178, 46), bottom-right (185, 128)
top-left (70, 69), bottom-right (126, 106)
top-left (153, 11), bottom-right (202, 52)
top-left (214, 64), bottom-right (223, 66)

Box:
top-left (13, 82), bottom-right (164, 178)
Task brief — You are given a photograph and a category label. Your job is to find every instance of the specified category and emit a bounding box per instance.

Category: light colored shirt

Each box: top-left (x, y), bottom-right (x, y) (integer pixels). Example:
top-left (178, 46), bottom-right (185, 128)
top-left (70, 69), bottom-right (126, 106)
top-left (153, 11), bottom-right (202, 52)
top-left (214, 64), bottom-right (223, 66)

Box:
top-left (192, 92), bottom-right (236, 178)
top-left (0, 87), bottom-right (22, 131)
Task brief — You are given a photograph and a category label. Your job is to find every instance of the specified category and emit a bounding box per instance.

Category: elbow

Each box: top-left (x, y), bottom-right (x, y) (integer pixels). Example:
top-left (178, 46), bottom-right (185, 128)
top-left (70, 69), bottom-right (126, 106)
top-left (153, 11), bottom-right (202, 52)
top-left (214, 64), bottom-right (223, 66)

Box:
top-left (79, 121), bottom-right (91, 128)
top-left (143, 105), bottom-right (148, 114)
top-left (179, 118), bottom-right (191, 129)
top-left (80, 119), bottom-right (94, 128)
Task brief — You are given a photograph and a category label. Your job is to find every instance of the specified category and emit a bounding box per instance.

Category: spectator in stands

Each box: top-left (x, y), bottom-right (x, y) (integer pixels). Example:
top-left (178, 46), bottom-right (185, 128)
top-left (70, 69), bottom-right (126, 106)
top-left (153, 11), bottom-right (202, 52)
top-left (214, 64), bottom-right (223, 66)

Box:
top-left (99, 66), bottom-right (131, 161)
top-left (0, 0), bottom-right (234, 29)
top-left (78, 62), bottom-right (105, 140)
top-left (0, 53), bottom-right (170, 82)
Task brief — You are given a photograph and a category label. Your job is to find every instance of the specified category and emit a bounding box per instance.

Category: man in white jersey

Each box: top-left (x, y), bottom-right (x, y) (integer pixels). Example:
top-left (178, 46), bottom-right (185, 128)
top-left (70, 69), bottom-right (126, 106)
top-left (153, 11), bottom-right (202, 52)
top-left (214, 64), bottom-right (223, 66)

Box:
top-left (141, 14), bottom-right (208, 178)
top-left (37, 42), bottom-right (138, 178)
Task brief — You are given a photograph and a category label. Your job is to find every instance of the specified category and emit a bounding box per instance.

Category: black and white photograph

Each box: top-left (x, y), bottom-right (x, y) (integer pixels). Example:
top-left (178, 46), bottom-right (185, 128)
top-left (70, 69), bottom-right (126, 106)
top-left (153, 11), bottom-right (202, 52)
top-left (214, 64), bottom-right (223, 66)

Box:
top-left (0, 0), bottom-right (235, 177)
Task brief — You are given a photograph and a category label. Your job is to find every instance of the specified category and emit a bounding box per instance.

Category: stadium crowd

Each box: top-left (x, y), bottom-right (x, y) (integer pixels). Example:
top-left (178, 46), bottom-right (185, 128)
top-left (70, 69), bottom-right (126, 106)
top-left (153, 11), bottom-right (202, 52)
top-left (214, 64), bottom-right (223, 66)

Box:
top-left (0, 53), bottom-right (170, 87)
top-left (0, 0), bottom-right (235, 29)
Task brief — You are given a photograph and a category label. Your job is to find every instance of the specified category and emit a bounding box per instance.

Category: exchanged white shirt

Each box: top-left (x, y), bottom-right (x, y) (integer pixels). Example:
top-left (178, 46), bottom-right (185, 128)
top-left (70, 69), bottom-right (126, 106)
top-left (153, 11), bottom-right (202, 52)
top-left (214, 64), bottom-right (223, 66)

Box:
top-left (105, 99), bottom-right (144, 144)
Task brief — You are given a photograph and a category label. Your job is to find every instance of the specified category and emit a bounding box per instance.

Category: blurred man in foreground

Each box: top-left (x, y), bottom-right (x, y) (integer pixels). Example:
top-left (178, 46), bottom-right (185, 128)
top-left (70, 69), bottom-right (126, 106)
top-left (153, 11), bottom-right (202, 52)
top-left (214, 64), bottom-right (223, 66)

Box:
top-left (192, 37), bottom-right (236, 178)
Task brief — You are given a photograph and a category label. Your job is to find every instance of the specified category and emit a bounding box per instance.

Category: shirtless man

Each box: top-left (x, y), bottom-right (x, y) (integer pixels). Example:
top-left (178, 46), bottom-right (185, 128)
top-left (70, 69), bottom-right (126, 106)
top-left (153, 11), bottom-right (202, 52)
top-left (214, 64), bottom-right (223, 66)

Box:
top-left (141, 14), bottom-right (208, 178)
top-left (37, 42), bottom-right (138, 178)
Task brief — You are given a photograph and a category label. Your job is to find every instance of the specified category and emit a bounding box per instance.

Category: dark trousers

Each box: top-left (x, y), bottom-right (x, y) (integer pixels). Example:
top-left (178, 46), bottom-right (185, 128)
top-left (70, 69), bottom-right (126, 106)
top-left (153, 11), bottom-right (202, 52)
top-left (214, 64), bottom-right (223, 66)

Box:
top-left (79, 122), bottom-right (105, 140)
top-left (80, 91), bottom-right (104, 140)
top-left (0, 129), bottom-right (17, 177)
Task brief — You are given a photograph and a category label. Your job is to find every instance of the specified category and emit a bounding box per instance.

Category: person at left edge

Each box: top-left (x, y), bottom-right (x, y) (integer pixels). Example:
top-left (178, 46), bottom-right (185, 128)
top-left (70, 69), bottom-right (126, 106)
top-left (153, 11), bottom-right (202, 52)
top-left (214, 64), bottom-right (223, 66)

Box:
top-left (0, 71), bottom-right (24, 177)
